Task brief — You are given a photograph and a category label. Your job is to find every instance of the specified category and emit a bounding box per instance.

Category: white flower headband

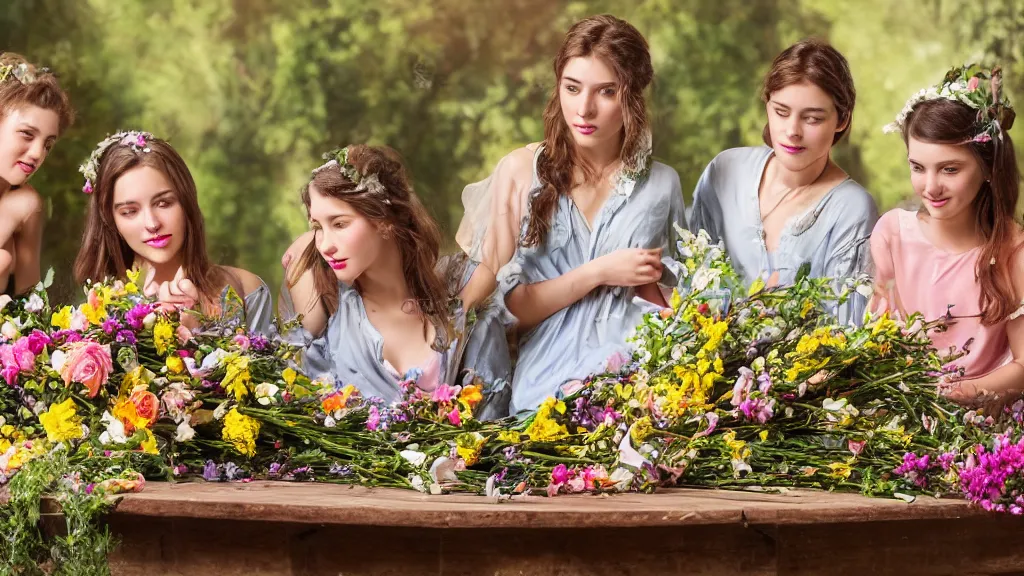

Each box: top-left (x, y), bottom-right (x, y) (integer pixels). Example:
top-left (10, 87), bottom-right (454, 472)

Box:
top-left (0, 62), bottom-right (48, 85)
top-left (78, 131), bottom-right (154, 194)
top-left (312, 147), bottom-right (389, 203)
top-left (883, 64), bottom-right (1015, 144)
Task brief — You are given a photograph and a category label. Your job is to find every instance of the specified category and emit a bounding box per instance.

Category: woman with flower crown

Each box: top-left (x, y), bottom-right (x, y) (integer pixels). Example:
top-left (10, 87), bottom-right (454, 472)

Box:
top-left (281, 144), bottom-right (512, 418)
top-left (871, 65), bottom-right (1023, 405)
top-left (455, 15), bottom-right (688, 414)
top-left (0, 53), bottom-right (74, 297)
top-left (689, 39), bottom-right (877, 324)
top-left (72, 131), bottom-right (274, 335)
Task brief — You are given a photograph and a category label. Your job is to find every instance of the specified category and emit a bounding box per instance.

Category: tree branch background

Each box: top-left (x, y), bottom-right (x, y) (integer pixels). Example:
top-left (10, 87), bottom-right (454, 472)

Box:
top-left (2, 0), bottom-right (1021, 302)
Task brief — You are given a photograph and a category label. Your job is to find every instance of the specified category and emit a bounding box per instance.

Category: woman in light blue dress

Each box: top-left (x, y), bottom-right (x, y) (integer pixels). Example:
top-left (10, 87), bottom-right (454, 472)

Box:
top-left (689, 39), bottom-right (877, 324)
top-left (282, 145), bottom-right (512, 419)
top-left (456, 16), bottom-right (687, 413)
top-left (73, 131), bottom-right (274, 335)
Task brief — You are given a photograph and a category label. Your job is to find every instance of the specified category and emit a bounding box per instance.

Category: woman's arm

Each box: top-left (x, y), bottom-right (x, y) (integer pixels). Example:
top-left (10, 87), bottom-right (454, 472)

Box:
top-left (506, 248), bottom-right (662, 332)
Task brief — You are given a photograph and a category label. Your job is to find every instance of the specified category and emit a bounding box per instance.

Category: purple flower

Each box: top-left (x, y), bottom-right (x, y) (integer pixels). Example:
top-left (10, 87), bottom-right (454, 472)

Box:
top-left (268, 462), bottom-right (282, 477)
top-left (202, 460), bottom-right (222, 482)
top-left (126, 303), bottom-right (153, 330)
top-left (249, 334), bottom-right (270, 352)
top-left (50, 330), bottom-right (83, 345)
top-left (116, 330), bottom-right (137, 345)
top-left (329, 463), bottom-right (353, 477)
top-left (102, 317), bottom-right (122, 335)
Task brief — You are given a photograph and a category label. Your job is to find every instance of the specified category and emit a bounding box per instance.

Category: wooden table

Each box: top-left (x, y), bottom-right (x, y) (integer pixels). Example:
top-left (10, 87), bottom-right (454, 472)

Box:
top-left (105, 481), bottom-right (1024, 575)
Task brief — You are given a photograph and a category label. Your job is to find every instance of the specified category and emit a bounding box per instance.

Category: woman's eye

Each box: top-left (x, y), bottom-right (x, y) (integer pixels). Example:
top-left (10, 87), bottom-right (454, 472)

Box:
top-left (564, 85), bottom-right (579, 94)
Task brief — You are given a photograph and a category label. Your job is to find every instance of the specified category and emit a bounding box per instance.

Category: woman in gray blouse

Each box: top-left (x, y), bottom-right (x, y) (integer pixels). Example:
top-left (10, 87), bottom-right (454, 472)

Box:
top-left (689, 39), bottom-right (877, 324)
top-left (282, 145), bottom-right (512, 419)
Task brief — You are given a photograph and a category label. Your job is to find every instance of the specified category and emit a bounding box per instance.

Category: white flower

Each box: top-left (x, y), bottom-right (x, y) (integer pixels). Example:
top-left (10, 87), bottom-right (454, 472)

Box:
top-left (690, 267), bottom-right (722, 293)
top-left (323, 416), bottom-right (336, 428)
top-left (24, 294), bottom-right (44, 313)
top-left (98, 411), bottom-right (127, 445)
top-left (731, 458), bottom-right (753, 477)
top-left (142, 312), bottom-right (157, 329)
top-left (213, 402), bottom-right (229, 421)
top-left (822, 397), bottom-right (847, 411)
top-left (254, 383), bottom-right (280, 406)
top-left (1, 322), bottom-right (18, 340)
top-left (429, 456), bottom-right (459, 484)
top-left (50, 350), bottom-right (68, 373)
top-left (175, 418), bottom-right (196, 442)
top-left (608, 467), bottom-right (635, 491)
top-left (0, 295), bottom-right (11, 313)
top-left (400, 449), bottom-right (427, 467)
top-left (409, 474), bottom-right (426, 492)
top-left (69, 308), bottom-right (88, 331)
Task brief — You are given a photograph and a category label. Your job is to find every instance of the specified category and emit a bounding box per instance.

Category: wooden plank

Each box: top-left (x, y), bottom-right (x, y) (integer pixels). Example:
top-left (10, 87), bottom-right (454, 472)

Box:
top-left (108, 481), bottom-right (989, 529)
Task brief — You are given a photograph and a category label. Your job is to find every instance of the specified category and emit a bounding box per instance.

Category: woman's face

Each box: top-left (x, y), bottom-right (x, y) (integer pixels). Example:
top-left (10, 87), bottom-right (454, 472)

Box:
top-left (112, 165), bottom-right (187, 267)
top-left (0, 104), bottom-right (59, 187)
top-left (907, 137), bottom-right (986, 223)
top-left (765, 81), bottom-right (846, 172)
top-left (308, 184), bottom-right (386, 284)
top-left (559, 55), bottom-right (625, 155)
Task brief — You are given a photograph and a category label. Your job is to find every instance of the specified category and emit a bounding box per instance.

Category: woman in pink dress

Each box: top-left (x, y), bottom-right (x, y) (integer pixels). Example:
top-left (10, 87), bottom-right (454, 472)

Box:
top-left (870, 64), bottom-right (1021, 404)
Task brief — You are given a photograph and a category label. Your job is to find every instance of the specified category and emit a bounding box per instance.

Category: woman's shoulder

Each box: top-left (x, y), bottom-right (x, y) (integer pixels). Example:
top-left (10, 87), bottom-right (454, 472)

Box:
top-left (0, 185), bottom-right (43, 220)
top-left (219, 266), bottom-right (268, 298)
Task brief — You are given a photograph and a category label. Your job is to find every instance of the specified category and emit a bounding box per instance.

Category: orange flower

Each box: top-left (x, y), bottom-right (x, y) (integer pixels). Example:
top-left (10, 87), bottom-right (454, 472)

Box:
top-left (130, 389), bottom-right (160, 426)
top-left (459, 384), bottom-right (483, 409)
top-left (321, 384), bottom-right (357, 413)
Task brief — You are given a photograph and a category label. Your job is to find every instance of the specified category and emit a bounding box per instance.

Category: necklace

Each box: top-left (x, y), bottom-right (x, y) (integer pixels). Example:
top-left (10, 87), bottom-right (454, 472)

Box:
top-left (759, 160), bottom-right (832, 243)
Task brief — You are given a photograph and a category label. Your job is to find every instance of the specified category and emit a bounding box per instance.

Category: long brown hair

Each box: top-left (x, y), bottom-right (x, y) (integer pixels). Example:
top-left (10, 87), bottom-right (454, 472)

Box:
top-left (904, 98), bottom-right (1020, 325)
top-left (524, 14), bottom-right (653, 247)
top-left (0, 53), bottom-right (74, 134)
top-left (289, 144), bottom-right (452, 343)
top-left (761, 39), bottom-right (856, 146)
top-left (73, 137), bottom-right (227, 307)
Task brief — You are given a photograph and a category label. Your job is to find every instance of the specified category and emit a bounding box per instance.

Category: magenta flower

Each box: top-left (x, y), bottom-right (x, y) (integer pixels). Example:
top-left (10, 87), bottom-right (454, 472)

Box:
top-left (366, 406), bottom-right (381, 431)
top-left (26, 330), bottom-right (50, 355)
top-left (551, 464), bottom-right (570, 485)
top-left (447, 408), bottom-right (461, 427)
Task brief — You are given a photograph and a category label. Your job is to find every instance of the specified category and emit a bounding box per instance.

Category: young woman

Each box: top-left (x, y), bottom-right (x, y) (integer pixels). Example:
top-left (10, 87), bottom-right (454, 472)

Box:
top-left (283, 145), bottom-right (512, 418)
top-left (74, 131), bottom-right (273, 334)
top-left (689, 39), bottom-right (877, 324)
top-left (871, 65), bottom-right (1022, 405)
top-left (0, 53), bottom-right (74, 295)
top-left (456, 15), bottom-right (687, 413)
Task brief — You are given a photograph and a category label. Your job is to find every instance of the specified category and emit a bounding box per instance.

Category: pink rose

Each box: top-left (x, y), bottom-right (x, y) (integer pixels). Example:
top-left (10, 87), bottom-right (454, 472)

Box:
top-left (232, 334), bottom-right (250, 351)
top-left (968, 76), bottom-right (980, 92)
top-left (60, 341), bottom-right (113, 398)
top-left (1, 365), bottom-right (18, 387)
top-left (1, 339), bottom-right (36, 373)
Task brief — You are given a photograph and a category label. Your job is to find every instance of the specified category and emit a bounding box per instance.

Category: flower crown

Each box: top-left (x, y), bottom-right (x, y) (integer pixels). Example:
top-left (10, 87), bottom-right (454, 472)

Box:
top-left (0, 62), bottom-right (48, 86)
top-left (311, 147), bottom-right (388, 202)
top-left (78, 131), bottom-right (154, 194)
top-left (883, 64), bottom-right (1015, 144)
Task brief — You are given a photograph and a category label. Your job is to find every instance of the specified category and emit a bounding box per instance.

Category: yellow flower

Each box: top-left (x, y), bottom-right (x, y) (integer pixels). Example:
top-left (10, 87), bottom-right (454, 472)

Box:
top-left (154, 319), bottom-right (174, 355)
top-left (498, 430), bottom-right (521, 443)
top-left (748, 277), bottom-right (766, 296)
top-left (669, 289), bottom-right (683, 312)
top-left (126, 267), bottom-right (143, 286)
top-left (524, 398), bottom-right (568, 442)
top-left (51, 306), bottom-right (72, 330)
top-left (139, 429), bottom-right (159, 454)
top-left (165, 356), bottom-right (185, 375)
top-left (630, 416), bottom-right (654, 443)
top-left (39, 399), bottom-right (84, 443)
top-left (722, 431), bottom-right (750, 460)
top-left (124, 282), bottom-right (139, 295)
top-left (80, 302), bottom-right (106, 326)
top-left (827, 462), bottom-right (852, 480)
top-left (282, 367), bottom-right (297, 386)
top-left (799, 299), bottom-right (814, 318)
top-left (759, 430), bottom-right (769, 441)
top-left (222, 355), bottom-right (252, 402)
top-left (455, 432), bottom-right (486, 466)
top-left (222, 408), bottom-right (261, 457)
